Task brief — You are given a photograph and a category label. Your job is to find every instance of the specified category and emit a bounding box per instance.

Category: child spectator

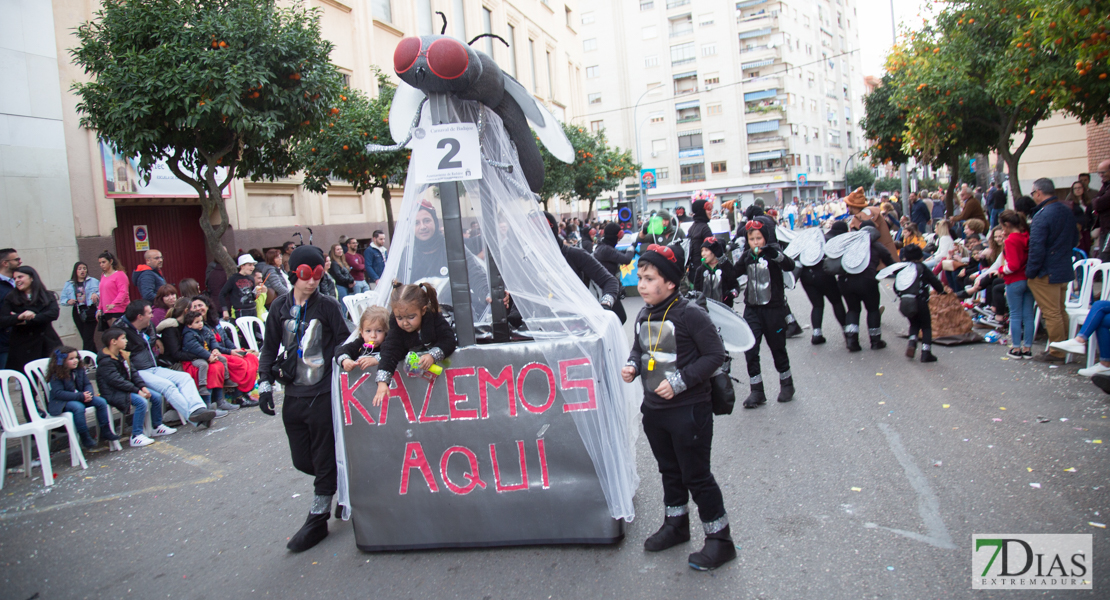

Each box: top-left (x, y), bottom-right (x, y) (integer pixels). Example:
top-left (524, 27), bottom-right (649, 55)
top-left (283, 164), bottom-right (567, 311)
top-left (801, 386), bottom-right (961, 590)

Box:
top-left (1000, 210), bottom-right (1034, 358)
top-left (372, 283), bottom-right (457, 406)
top-left (220, 254), bottom-right (258, 319)
top-left (336, 306), bottom-right (389, 372)
top-left (622, 243), bottom-right (735, 571)
top-left (47, 345), bottom-right (119, 451)
top-left (96, 328), bottom-right (176, 447)
top-left (692, 239), bottom-right (739, 307)
top-left (736, 217), bottom-right (797, 406)
top-left (897, 245), bottom-right (950, 362)
top-left (181, 310), bottom-right (237, 412)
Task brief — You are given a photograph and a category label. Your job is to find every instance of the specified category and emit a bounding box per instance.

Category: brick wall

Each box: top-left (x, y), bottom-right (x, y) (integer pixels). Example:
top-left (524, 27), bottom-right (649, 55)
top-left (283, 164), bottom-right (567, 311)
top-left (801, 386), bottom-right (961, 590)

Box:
top-left (1087, 121), bottom-right (1110, 171)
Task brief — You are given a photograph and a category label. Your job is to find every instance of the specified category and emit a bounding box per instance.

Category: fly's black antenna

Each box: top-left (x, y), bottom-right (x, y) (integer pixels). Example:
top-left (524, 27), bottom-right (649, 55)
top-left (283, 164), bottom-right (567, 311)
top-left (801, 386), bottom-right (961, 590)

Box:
top-left (436, 11), bottom-right (447, 35)
top-left (468, 33), bottom-right (509, 48)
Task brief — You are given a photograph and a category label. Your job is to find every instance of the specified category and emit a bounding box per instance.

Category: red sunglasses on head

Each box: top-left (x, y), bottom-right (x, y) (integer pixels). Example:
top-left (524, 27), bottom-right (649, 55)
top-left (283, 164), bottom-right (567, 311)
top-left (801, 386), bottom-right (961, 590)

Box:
top-left (745, 220), bottom-right (764, 231)
top-left (646, 244), bottom-right (676, 263)
top-left (295, 264), bottom-right (325, 281)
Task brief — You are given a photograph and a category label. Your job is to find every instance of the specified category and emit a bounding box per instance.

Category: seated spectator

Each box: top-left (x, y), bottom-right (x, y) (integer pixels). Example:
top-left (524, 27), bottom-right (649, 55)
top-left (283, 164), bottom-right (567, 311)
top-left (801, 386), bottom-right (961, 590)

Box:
top-left (178, 278), bottom-right (202, 299)
top-left (47, 345), bottom-right (118, 451)
top-left (259, 249), bottom-right (290, 297)
top-left (901, 223), bottom-right (926, 250)
top-left (97, 328), bottom-right (175, 447)
top-left (181, 310), bottom-right (236, 412)
top-left (151, 284), bottom-right (178, 327)
top-left (1050, 302), bottom-right (1110, 376)
top-left (118, 299), bottom-right (218, 427)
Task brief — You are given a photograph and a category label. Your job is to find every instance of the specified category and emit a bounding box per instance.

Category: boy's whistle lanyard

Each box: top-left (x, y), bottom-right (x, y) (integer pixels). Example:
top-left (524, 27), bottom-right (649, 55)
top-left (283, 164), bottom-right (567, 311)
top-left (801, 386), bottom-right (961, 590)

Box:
top-left (646, 297), bottom-right (678, 371)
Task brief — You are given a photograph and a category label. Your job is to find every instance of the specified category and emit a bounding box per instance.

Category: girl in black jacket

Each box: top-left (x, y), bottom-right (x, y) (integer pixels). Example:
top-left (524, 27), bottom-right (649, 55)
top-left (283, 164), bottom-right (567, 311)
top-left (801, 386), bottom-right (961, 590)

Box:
top-left (372, 283), bottom-right (458, 406)
top-left (0, 266), bottom-right (62, 379)
top-left (735, 217), bottom-right (797, 407)
top-left (48, 346), bottom-right (118, 450)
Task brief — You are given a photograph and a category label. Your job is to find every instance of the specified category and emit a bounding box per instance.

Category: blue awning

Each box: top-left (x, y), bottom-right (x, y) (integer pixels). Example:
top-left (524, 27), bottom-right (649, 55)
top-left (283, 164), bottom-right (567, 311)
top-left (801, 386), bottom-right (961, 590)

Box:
top-left (742, 58), bottom-right (775, 70)
top-left (737, 28), bottom-right (772, 40)
top-left (743, 89), bottom-right (777, 102)
top-left (675, 99), bottom-right (701, 110)
top-left (736, 0), bottom-right (768, 8)
top-left (679, 157), bottom-right (705, 165)
top-left (746, 120), bottom-right (779, 134)
top-left (749, 149), bottom-right (784, 161)
top-left (673, 70), bottom-right (697, 79)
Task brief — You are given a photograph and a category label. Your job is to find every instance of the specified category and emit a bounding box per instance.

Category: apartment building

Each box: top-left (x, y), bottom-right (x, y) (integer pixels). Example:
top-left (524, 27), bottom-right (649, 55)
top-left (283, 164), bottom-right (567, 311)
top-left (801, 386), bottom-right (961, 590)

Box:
top-left (579, 0), bottom-right (866, 211)
top-left (1, 0), bottom-right (583, 346)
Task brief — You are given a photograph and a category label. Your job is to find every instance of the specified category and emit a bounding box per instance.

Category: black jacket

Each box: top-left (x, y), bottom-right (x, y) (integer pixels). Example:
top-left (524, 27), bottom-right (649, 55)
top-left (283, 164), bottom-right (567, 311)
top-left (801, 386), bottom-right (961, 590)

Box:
top-left (335, 337), bottom-right (380, 365)
top-left (734, 245), bottom-right (796, 307)
top-left (376, 310), bottom-right (457, 378)
top-left (119, 317), bottom-right (160, 371)
top-left (692, 260), bottom-right (740, 306)
top-left (47, 368), bottom-right (94, 416)
top-left (627, 293), bottom-right (724, 410)
top-left (258, 291), bottom-right (349, 397)
top-left (0, 293), bottom-right (61, 373)
top-left (155, 316), bottom-right (192, 365)
top-left (96, 351), bottom-right (147, 411)
top-left (220, 273), bottom-right (256, 314)
top-left (686, 217), bottom-right (713, 271)
top-left (562, 245), bottom-right (620, 300)
top-left (911, 263), bottom-right (946, 301)
top-left (593, 243), bottom-right (634, 279)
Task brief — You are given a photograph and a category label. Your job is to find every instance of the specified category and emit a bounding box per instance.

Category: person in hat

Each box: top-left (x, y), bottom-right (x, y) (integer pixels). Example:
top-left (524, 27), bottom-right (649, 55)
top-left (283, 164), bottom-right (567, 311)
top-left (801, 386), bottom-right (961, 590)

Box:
top-left (735, 216), bottom-right (797, 408)
top-left (898, 244), bottom-right (950, 362)
top-left (220, 254), bottom-right (260, 319)
top-left (637, 210), bottom-right (684, 249)
top-left (593, 222), bottom-right (636, 281)
top-left (256, 245), bottom-right (350, 552)
top-left (686, 199), bottom-right (715, 275)
top-left (844, 187), bottom-right (897, 265)
top-left (830, 221), bottom-right (895, 351)
top-left (622, 242), bottom-right (735, 571)
top-left (692, 238), bottom-right (739, 307)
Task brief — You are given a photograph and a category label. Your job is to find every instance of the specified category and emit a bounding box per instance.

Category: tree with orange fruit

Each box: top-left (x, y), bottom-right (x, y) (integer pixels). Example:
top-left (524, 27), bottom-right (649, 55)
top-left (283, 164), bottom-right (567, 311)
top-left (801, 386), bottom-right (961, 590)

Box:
top-left (539, 124), bottom-right (638, 219)
top-left (72, 0), bottom-right (341, 273)
top-left (1023, 0), bottom-right (1110, 126)
top-left (296, 68), bottom-right (409, 237)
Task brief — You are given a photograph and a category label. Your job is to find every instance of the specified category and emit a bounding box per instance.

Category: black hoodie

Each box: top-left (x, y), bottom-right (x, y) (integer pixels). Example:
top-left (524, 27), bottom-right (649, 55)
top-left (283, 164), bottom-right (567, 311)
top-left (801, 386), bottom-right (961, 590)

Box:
top-left (628, 292), bottom-right (725, 410)
top-left (734, 216), bottom-right (795, 307)
top-left (686, 200), bottom-right (714, 269)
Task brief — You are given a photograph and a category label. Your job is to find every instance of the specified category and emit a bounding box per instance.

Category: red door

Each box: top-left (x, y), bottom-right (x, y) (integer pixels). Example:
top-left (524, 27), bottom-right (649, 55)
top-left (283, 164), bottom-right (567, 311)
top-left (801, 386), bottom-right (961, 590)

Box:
top-left (113, 205), bottom-right (209, 298)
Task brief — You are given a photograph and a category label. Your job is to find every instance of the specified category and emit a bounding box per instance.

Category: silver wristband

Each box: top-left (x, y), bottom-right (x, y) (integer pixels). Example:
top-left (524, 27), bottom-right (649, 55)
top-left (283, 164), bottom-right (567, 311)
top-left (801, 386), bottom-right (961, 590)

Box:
top-left (257, 381), bottom-right (273, 394)
top-left (666, 370), bottom-right (688, 395)
top-left (375, 369), bottom-right (393, 383)
top-left (428, 347), bottom-right (445, 362)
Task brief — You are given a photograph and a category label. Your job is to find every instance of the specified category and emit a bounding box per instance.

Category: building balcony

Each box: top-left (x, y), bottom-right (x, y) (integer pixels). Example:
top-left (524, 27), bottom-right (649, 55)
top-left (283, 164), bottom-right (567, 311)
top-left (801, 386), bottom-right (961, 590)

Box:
top-left (674, 86), bottom-right (699, 96)
top-left (740, 45), bottom-right (780, 63)
top-left (670, 27), bottom-right (694, 38)
top-left (671, 57), bottom-right (696, 67)
top-left (675, 115), bottom-right (701, 124)
top-left (744, 103), bottom-right (784, 117)
top-left (744, 74), bottom-right (782, 92)
top-left (737, 14), bottom-right (776, 33)
top-left (681, 173), bottom-right (707, 183)
top-left (746, 134), bottom-right (787, 151)
top-left (748, 165), bottom-right (787, 175)
top-left (666, 0), bottom-right (690, 8)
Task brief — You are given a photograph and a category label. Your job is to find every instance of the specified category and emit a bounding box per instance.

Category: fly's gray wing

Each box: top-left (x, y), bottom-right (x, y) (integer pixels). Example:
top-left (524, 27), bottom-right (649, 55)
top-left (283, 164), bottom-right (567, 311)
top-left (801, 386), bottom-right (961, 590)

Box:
top-left (705, 298), bottom-right (756, 353)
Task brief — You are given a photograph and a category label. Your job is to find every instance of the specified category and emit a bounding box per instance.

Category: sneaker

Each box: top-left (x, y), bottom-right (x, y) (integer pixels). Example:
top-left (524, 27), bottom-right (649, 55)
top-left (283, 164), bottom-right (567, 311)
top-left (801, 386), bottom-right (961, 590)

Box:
top-left (151, 424), bottom-right (177, 437)
top-left (1032, 352), bottom-right (1066, 364)
top-left (238, 398), bottom-right (260, 408)
top-left (973, 305), bottom-right (995, 318)
top-left (215, 399), bottom-right (240, 411)
top-left (1006, 347), bottom-right (1023, 359)
top-left (213, 408), bottom-right (229, 419)
top-left (1077, 363), bottom-right (1110, 377)
top-left (130, 434), bottom-right (155, 447)
top-left (983, 317), bottom-right (1004, 328)
top-left (1021, 349), bottom-right (1033, 359)
top-left (1049, 338), bottom-right (1087, 355)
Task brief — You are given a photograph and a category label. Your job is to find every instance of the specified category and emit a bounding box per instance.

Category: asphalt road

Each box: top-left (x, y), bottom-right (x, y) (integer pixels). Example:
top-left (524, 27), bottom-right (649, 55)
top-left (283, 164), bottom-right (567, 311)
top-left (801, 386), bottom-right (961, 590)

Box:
top-left (1, 284), bottom-right (1108, 599)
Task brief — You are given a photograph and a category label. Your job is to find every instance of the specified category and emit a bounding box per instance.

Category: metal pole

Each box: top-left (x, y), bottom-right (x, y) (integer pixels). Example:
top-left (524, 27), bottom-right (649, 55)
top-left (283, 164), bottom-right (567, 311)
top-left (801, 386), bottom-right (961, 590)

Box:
top-left (890, 0), bottom-right (910, 216)
top-left (427, 93), bottom-right (475, 347)
top-left (633, 84), bottom-right (664, 220)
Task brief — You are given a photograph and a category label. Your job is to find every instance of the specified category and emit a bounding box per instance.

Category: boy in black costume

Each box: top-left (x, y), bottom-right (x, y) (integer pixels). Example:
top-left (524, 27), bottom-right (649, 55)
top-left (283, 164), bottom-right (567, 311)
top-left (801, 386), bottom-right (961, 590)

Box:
top-left (623, 243), bottom-right (736, 571)
top-left (833, 221), bottom-right (895, 351)
top-left (692, 238), bottom-right (740, 307)
top-left (735, 216), bottom-right (797, 407)
top-left (899, 244), bottom-right (950, 362)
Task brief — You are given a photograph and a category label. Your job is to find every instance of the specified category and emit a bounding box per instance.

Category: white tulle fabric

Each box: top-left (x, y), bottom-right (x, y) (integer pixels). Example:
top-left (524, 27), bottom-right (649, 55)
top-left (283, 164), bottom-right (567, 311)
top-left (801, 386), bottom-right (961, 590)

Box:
top-left (369, 98), bottom-right (640, 521)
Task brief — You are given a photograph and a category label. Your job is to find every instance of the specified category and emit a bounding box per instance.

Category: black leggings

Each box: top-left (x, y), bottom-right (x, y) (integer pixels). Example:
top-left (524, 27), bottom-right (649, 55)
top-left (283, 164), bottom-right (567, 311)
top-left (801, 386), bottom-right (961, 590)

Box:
top-left (839, 274), bottom-right (882, 333)
top-left (798, 266), bottom-right (846, 331)
top-left (743, 304), bottom-right (791, 382)
top-left (283, 393), bottom-right (337, 496)
top-left (906, 299), bottom-right (933, 345)
top-left (641, 402), bottom-right (725, 523)
top-left (72, 307), bottom-right (97, 353)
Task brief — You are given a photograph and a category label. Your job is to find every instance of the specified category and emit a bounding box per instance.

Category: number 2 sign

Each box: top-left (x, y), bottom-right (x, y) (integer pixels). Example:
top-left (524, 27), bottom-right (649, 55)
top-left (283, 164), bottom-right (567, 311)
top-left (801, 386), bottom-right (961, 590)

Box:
top-left (413, 123), bottom-right (482, 185)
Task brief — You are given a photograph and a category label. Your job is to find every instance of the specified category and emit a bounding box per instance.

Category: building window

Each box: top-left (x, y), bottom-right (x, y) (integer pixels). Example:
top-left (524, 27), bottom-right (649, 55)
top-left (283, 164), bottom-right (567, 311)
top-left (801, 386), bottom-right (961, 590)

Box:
top-left (699, 12), bottom-right (714, 26)
top-left (676, 105), bottom-right (700, 123)
top-left (482, 7), bottom-right (494, 55)
top-left (642, 25), bottom-right (657, 39)
top-left (674, 73), bottom-right (697, 95)
top-left (583, 38), bottom-right (598, 52)
top-left (566, 6), bottom-right (573, 27)
top-left (678, 133), bottom-right (703, 151)
top-left (452, 0), bottom-right (466, 41)
top-left (588, 92), bottom-right (601, 104)
top-left (340, 72), bottom-right (351, 88)
top-left (371, 0), bottom-right (392, 22)
top-left (651, 139), bottom-right (667, 154)
top-left (547, 50), bottom-right (555, 100)
top-left (581, 12), bottom-right (595, 24)
top-left (704, 76), bottom-right (720, 85)
top-left (645, 55), bottom-right (659, 67)
top-left (711, 161), bottom-right (727, 174)
top-left (669, 14), bottom-right (693, 37)
top-left (681, 163), bottom-right (706, 183)
top-left (671, 42), bottom-right (696, 66)
top-left (586, 65), bottom-right (599, 78)
top-left (590, 120), bottom-right (604, 132)
top-left (701, 43), bottom-right (717, 56)
top-left (649, 111), bottom-right (665, 123)
top-left (529, 39), bottom-right (538, 92)
top-left (508, 24), bottom-right (518, 78)
top-left (847, 131), bottom-right (853, 148)
top-left (641, 1), bottom-right (654, 10)
top-left (709, 131), bottom-right (725, 144)
top-left (706, 103), bottom-right (723, 116)
top-left (657, 168), bottom-right (669, 179)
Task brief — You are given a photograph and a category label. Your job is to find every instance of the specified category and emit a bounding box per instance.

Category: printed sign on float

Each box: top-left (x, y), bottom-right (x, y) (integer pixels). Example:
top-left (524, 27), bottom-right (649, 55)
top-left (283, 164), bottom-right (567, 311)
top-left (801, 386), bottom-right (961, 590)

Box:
top-left (412, 123), bottom-right (482, 184)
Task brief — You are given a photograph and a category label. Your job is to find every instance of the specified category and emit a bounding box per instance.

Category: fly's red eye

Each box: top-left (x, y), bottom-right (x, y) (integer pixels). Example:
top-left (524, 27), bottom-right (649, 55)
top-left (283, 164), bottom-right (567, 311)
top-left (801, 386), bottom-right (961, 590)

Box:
top-left (395, 37), bottom-right (422, 74)
top-left (426, 38), bottom-right (469, 79)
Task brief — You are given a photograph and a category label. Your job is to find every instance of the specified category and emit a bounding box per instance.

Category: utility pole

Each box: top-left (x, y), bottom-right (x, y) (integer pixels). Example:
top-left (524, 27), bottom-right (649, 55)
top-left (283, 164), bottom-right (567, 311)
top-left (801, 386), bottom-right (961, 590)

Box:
top-left (890, 0), bottom-right (910, 216)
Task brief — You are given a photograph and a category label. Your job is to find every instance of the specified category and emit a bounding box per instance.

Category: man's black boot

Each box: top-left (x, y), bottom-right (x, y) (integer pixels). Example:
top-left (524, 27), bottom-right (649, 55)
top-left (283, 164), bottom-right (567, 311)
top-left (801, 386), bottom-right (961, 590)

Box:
top-left (287, 513), bottom-right (330, 552)
top-left (742, 382), bottom-right (767, 408)
top-left (644, 511), bottom-right (691, 552)
top-left (688, 523), bottom-right (737, 571)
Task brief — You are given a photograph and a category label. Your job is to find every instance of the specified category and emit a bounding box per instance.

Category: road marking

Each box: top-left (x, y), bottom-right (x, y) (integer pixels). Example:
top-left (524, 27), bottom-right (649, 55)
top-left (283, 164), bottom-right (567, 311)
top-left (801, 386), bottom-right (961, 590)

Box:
top-left (869, 423), bottom-right (956, 550)
top-left (0, 442), bottom-right (225, 521)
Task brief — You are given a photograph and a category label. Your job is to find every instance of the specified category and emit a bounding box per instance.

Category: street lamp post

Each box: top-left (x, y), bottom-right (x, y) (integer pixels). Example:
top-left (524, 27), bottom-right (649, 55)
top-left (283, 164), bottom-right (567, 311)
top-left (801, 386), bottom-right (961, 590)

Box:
top-left (633, 83), bottom-right (665, 216)
top-left (890, 0), bottom-right (911, 216)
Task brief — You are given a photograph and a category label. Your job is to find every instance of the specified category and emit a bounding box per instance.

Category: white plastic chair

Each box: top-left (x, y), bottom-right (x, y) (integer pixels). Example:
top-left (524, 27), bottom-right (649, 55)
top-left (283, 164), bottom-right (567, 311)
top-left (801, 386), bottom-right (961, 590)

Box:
top-left (236, 316), bottom-right (266, 351)
top-left (23, 358), bottom-right (120, 439)
top-left (0, 370), bottom-right (87, 488)
top-left (217, 320), bottom-right (242, 349)
top-left (1035, 258), bottom-right (1101, 352)
top-left (343, 291), bottom-right (375, 324)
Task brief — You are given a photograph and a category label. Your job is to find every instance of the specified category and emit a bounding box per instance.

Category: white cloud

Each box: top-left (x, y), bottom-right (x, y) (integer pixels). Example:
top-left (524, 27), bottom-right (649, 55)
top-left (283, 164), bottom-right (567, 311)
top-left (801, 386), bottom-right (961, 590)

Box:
top-left (858, 0), bottom-right (934, 78)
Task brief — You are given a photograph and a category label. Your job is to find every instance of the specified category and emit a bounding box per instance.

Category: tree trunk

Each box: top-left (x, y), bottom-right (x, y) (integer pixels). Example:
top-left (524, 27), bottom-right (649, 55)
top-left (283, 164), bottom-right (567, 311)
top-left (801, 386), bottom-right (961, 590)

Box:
top-left (974, 153), bottom-right (990, 191)
top-left (166, 152), bottom-right (236, 274)
top-left (586, 197), bottom-right (595, 221)
top-left (382, 186), bottom-right (395, 239)
top-left (945, 157), bottom-right (960, 217)
top-left (1003, 152), bottom-right (1023, 201)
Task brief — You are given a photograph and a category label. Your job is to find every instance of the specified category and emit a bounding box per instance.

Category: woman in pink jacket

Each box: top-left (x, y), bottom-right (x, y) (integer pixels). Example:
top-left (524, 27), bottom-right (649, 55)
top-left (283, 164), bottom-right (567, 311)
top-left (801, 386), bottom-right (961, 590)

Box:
top-left (97, 251), bottom-right (130, 330)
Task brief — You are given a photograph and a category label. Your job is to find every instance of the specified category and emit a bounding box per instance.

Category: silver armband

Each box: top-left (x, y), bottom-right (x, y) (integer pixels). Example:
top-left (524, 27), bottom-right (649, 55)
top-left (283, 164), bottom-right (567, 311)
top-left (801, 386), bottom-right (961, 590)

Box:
top-left (600, 294), bottom-right (615, 308)
top-left (428, 347), bottom-right (445, 362)
top-left (257, 381), bottom-right (273, 394)
top-left (375, 369), bottom-right (393, 383)
top-left (666, 370), bottom-right (688, 395)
